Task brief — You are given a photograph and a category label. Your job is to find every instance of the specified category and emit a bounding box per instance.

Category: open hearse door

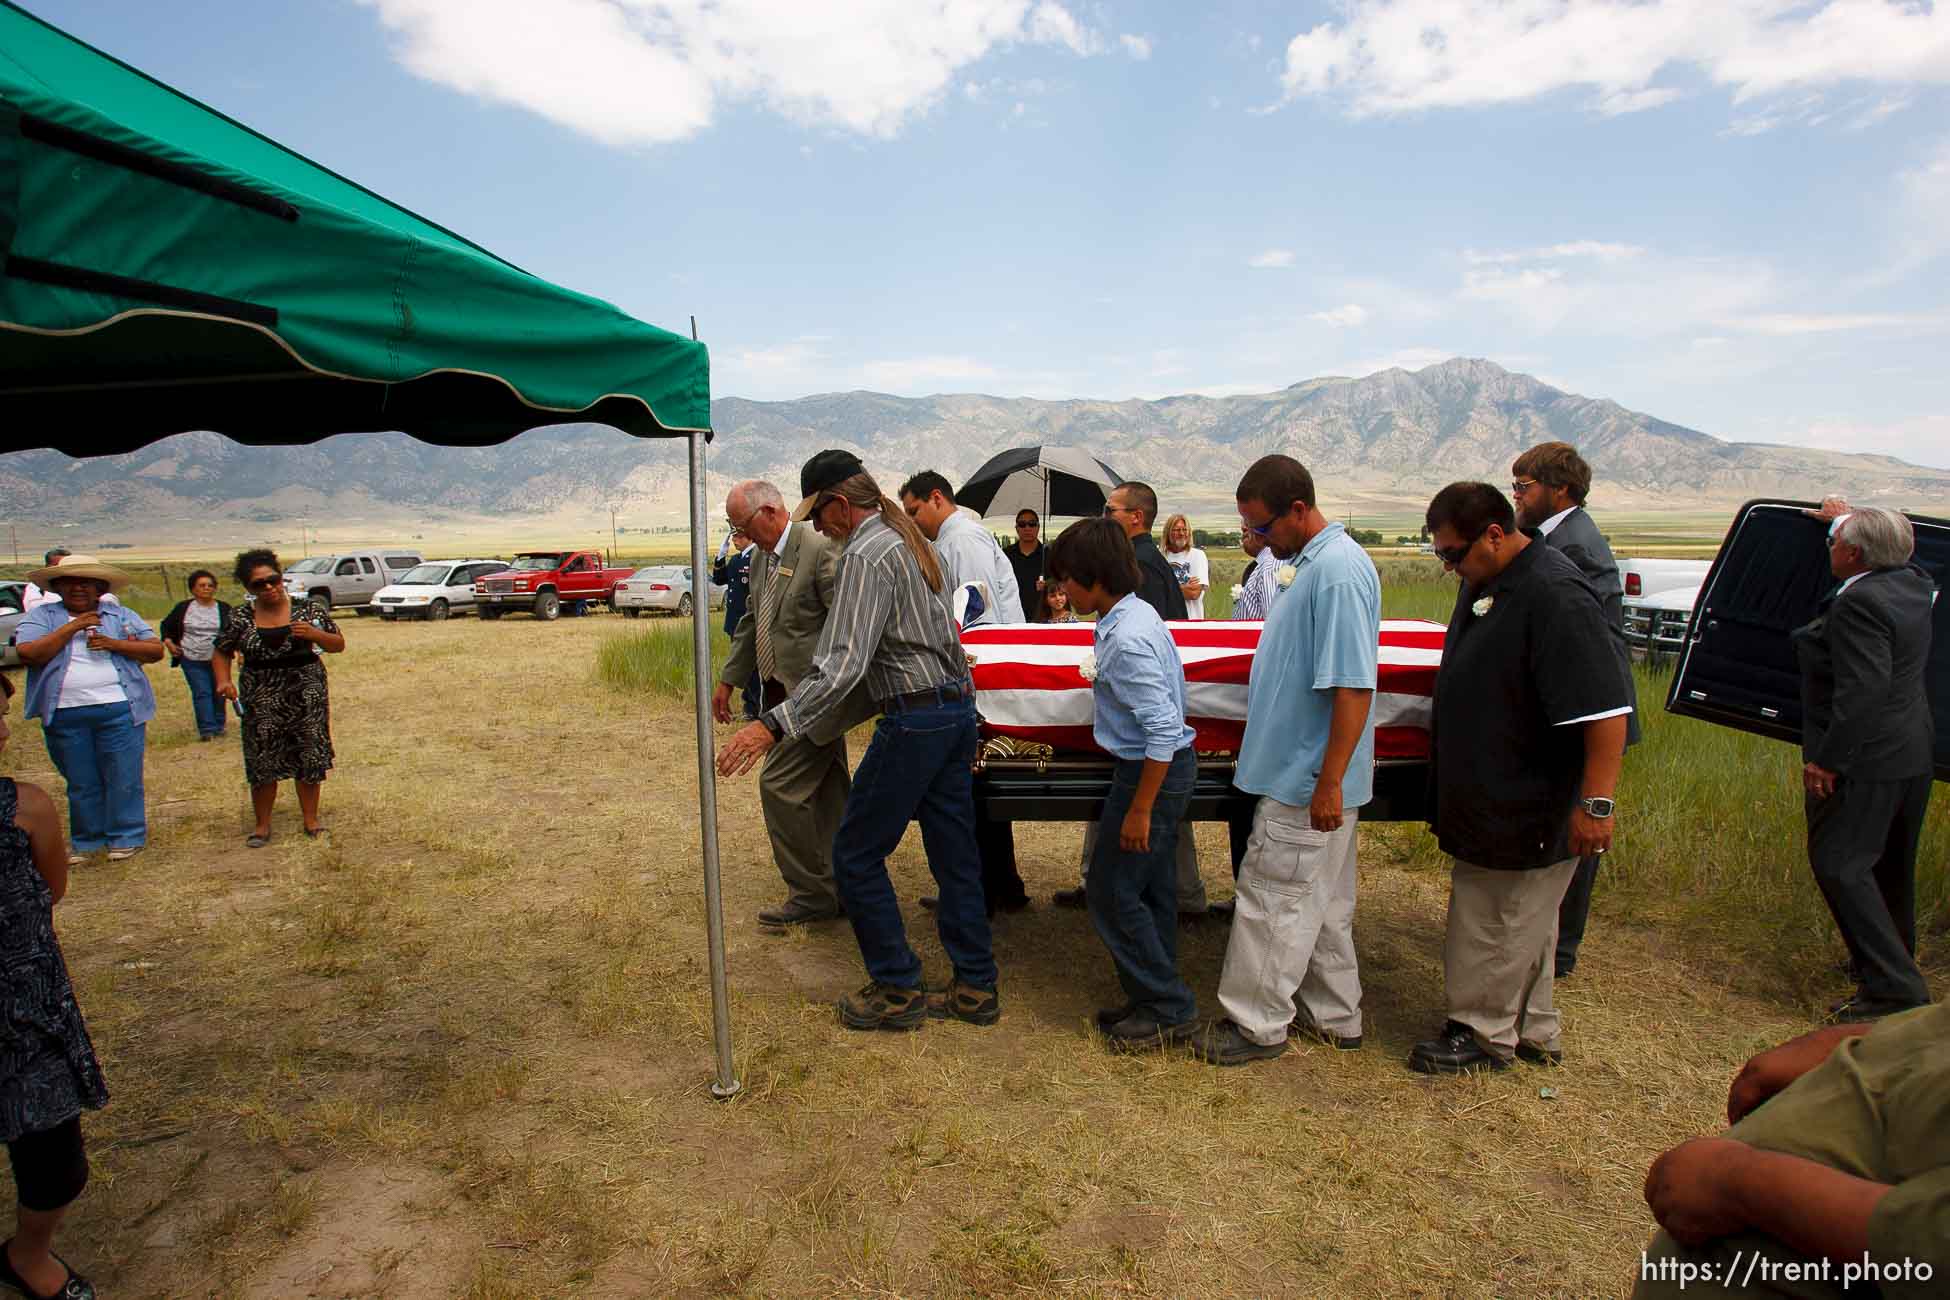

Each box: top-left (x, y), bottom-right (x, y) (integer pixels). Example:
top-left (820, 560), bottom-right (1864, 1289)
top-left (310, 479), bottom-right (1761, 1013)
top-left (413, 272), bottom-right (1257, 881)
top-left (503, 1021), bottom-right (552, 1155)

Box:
top-left (1665, 499), bottom-right (1950, 782)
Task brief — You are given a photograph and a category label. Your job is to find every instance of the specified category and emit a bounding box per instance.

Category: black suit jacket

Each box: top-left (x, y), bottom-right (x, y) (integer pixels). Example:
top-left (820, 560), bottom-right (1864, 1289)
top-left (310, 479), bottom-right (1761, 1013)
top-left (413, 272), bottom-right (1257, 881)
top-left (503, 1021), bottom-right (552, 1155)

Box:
top-left (1132, 532), bottom-right (1188, 620)
top-left (1793, 563), bottom-right (1936, 781)
top-left (1541, 506), bottom-right (1641, 746)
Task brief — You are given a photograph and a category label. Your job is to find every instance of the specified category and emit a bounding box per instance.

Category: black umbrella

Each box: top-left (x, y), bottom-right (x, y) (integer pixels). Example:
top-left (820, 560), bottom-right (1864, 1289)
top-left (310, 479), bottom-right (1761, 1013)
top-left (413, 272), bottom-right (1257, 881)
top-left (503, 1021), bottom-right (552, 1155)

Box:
top-left (956, 445), bottom-right (1124, 520)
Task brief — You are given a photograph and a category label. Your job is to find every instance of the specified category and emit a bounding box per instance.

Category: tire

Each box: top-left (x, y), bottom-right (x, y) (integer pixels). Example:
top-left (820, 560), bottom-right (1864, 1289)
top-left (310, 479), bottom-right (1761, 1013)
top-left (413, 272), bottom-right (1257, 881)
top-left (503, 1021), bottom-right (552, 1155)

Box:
top-left (355, 605), bottom-right (374, 617)
top-left (428, 599), bottom-right (449, 621)
top-left (623, 607), bottom-right (642, 618)
top-left (534, 590), bottom-right (561, 621)
top-left (479, 605), bottom-right (503, 620)
top-left (678, 593), bottom-right (694, 617)
top-left (309, 589), bottom-right (332, 611)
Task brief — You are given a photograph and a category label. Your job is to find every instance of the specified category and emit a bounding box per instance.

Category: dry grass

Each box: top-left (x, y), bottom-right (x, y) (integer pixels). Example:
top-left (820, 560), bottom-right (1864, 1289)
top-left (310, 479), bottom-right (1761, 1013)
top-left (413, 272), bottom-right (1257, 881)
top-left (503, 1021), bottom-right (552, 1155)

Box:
top-left (0, 609), bottom-right (1941, 1297)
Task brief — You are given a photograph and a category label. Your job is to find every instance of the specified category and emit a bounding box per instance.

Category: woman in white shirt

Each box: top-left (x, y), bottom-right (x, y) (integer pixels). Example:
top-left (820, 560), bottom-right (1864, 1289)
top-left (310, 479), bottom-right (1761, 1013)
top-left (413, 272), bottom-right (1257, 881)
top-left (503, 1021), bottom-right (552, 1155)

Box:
top-left (159, 570), bottom-right (234, 742)
top-left (12, 557), bottom-right (163, 864)
top-left (1161, 514), bottom-right (1209, 620)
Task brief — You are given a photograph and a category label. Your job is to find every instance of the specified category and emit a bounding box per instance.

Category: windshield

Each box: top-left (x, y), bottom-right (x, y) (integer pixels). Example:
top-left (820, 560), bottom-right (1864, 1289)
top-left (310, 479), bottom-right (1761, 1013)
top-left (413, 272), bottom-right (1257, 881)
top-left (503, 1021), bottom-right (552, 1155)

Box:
top-left (285, 558), bottom-right (330, 574)
top-left (511, 554), bottom-right (564, 571)
top-left (396, 564), bottom-right (449, 585)
top-left (634, 567), bottom-right (683, 580)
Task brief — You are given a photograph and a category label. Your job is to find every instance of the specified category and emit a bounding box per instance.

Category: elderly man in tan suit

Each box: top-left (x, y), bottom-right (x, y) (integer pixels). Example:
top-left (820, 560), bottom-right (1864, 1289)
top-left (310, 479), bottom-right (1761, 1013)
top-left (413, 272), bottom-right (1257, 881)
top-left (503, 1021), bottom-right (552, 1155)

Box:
top-left (714, 479), bottom-right (866, 927)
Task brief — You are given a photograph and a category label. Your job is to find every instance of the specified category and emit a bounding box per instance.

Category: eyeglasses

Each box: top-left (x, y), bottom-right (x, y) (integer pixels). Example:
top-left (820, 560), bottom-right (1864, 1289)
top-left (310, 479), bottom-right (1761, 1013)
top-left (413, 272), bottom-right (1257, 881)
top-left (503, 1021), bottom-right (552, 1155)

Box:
top-left (725, 506), bottom-right (760, 533)
top-left (1431, 536), bottom-right (1480, 566)
top-left (1016, 520), bottom-right (1038, 530)
top-left (1102, 503), bottom-right (1129, 517)
top-left (1510, 478), bottom-right (1539, 496)
top-left (246, 574), bottom-right (283, 592)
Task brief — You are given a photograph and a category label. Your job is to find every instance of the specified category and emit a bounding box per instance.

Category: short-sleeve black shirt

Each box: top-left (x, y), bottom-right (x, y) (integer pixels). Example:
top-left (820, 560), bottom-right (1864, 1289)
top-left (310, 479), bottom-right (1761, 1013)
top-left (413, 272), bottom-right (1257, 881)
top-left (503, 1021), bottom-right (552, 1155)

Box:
top-left (1429, 540), bottom-right (1632, 870)
top-left (1003, 542), bottom-right (1045, 620)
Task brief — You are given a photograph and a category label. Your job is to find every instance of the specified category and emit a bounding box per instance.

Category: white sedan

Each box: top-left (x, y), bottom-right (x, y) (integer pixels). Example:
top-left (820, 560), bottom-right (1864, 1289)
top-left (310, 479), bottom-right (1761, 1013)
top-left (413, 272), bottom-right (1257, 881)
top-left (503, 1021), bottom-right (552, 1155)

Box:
top-left (612, 566), bottom-right (726, 618)
top-left (374, 560), bottom-right (511, 620)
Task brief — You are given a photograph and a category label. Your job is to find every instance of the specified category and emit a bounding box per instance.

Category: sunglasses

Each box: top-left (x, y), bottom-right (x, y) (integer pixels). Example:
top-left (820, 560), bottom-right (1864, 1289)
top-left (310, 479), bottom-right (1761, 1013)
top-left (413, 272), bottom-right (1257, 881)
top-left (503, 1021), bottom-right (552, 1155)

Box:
top-left (246, 574), bottom-right (284, 592)
top-left (1016, 520), bottom-right (1038, 529)
top-left (1510, 478), bottom-right (1539, 495)
top-left (1431, 537), bottom-right (1479, 566)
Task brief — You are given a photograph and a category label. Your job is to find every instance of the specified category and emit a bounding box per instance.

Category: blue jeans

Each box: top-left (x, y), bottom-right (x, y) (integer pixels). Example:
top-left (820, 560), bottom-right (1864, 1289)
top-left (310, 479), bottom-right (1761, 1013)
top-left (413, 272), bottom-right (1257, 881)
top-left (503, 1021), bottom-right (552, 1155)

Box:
top-left (832, 692), bottom-right (997, 991)
top-left (1087, 749), bottom-right (1198, 1025)
top-left (180, 659), bottom-right (225, 738)
top-left (42, 702), bottom-right (147, 852)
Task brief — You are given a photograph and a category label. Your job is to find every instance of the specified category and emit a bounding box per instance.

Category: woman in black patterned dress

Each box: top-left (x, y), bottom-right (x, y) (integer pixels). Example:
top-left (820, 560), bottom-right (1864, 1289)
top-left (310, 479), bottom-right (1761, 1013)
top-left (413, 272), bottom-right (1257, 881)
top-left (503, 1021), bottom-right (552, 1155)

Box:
top-left (0, 672), bottom-right (107, 1300)
top-left (211, 550), bottom-right (346, 847)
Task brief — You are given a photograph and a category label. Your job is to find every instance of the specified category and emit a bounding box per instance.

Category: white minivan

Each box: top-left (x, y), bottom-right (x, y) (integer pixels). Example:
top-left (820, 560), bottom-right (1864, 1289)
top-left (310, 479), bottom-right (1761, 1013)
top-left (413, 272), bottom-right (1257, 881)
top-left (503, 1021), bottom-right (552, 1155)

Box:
top-left (374, 559), bottom-right (510, 621)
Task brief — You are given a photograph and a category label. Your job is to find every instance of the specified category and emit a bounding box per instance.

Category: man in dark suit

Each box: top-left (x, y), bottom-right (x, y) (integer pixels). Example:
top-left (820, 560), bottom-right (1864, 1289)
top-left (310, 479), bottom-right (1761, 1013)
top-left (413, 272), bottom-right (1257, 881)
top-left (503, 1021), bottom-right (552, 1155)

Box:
top-left (1793, 506), bottom-right (1936, 1021)
top-left (713, 530), bottom-right (757, 718)
top-left (1512, 442), bottom-right (1638, 978)
top-left (715, 480), bottom-right (869, 927)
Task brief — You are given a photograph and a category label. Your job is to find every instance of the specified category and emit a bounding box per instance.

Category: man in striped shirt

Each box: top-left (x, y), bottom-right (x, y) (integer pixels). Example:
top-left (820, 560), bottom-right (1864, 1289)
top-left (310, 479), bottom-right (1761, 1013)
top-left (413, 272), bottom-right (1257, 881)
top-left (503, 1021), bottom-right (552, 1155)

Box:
top-left (718, 450), bottom-right (1001, 1032)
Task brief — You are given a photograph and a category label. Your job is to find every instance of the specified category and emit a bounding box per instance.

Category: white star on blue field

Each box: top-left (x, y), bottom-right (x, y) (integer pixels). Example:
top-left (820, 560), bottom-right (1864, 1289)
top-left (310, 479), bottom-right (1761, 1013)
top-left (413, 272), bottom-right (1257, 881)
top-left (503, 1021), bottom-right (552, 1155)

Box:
top-left (33, 0), bottom-right (1950, 465)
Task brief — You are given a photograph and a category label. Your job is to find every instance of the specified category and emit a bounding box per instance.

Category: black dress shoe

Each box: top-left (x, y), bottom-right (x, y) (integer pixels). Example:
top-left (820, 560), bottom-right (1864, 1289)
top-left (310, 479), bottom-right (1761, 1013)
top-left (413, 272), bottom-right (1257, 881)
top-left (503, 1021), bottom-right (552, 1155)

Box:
top-left (1289, 1009), bottom-right (1362, 1051)
top-left (1515, 1041), bottom-right (1564, 1066)
top-left (1189, 1018), bottom-right (1288, 1066)
top-left (1407, 1021), bottom-right (1510, 1075)
top-left (1828, 995), bottom-right (1925, 1024)
top-left (1052, 887), bottom-right (1087, 909)
top-left (757, 900), bottom-right (842, 927)
top-left (1102, 1012), bottom-right (1196, 1052)
top-left (1095, 1003), bottom-right (1136, 1030)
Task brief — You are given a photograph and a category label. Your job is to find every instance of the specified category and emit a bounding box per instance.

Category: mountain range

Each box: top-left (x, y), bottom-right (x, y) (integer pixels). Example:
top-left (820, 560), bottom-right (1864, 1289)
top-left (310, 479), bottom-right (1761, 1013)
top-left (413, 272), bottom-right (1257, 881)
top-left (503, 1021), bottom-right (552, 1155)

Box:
top-left (3, 358), bottom-right (1945, 546)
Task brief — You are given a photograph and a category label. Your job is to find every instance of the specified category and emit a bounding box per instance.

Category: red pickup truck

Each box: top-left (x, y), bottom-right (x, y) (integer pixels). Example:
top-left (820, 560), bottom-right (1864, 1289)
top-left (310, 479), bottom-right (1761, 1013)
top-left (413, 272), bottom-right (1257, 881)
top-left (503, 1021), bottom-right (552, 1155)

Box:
top-left (473, 550), bottom-right (632, 620)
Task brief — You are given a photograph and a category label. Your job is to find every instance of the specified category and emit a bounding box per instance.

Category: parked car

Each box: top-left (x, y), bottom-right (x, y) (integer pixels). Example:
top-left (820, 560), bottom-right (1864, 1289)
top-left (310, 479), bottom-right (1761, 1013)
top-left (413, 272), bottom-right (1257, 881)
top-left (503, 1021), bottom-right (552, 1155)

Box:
top-left (0, 580), bottom-right (25, 669)
top-left (282, 549), bottom-right (424, 613)
top-left (473, 550), bottom-right (633, 620)
top-left (374, 559), bottom-right (510, 621)
top-left (612, 566), bottom-right (726, 618)
top-left (1666, 499), bottom-right (1949, 781)
top-left (1620, 556), bottom-right (1712, 655)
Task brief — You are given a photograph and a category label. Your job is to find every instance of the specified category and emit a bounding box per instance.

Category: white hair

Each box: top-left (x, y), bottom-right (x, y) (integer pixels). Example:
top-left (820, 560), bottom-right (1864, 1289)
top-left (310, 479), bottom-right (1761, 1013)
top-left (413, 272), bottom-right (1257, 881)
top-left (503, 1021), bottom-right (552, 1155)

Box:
top-left (1835, 508), bottom-right (1914, 570)
top-left (731, 480), bottom-right (784, 512)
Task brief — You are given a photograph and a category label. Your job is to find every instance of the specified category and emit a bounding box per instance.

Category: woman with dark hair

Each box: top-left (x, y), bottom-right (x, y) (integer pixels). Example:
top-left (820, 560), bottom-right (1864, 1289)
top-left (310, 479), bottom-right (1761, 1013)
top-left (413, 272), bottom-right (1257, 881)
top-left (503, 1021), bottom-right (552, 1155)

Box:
top-left (211, 549), bottom-right (345, 847)
top-left (159, 569), bottom-right (233, 742)
top-left (0, 672), bottom-right (109, 1300)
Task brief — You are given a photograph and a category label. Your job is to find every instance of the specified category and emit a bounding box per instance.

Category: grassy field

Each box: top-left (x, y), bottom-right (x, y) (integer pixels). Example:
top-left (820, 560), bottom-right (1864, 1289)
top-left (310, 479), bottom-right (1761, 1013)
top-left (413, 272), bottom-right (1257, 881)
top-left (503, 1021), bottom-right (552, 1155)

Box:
top-left (0, 563), bottom-right (1942, 1297)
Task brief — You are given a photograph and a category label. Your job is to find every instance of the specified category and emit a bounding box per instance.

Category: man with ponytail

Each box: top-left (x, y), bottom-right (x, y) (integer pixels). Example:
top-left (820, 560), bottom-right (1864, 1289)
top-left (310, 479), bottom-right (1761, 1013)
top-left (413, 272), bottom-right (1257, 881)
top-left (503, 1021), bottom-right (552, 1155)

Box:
top-left (718, 450), bottom-right (1002, 1032)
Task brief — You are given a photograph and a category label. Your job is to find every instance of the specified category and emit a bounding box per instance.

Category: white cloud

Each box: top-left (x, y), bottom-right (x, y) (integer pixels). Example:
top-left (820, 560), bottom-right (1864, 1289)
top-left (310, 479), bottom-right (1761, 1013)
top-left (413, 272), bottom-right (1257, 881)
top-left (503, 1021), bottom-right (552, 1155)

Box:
top-left (1310, 303), bottom-right (1370, 328)
top-left (356, 0), bottom-right (1107, 145)
top-left (857, 355), bottom-right (1002, 392)
top-left (1459, 245), bottom-right (1777, 335)
top-left (1464, 241), bottom-right (1646, 265)
top-left (1119, 33), bottom-right (1152, 60)
top-left (1280, 1), bottom-right (1950, 122)
top-left (1247, 248), bottom-right (1296, 268)
top-left (1719, 312), bottom-right (1950, 336)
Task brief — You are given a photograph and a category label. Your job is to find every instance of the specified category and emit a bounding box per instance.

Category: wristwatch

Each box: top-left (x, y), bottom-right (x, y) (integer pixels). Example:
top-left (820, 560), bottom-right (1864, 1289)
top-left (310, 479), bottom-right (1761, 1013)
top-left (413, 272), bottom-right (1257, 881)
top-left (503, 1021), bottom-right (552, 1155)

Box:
top-left (1578, 796), bottom-right (1615, 818)
top-left (761, 713), bottom-right (785, 740)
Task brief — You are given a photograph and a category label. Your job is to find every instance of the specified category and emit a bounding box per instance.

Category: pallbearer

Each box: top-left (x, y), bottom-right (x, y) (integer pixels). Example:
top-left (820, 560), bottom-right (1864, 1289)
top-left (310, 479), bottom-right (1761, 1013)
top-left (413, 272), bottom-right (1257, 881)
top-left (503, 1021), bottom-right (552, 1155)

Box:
top-left (717, 451), bottom-right (1000, 1032)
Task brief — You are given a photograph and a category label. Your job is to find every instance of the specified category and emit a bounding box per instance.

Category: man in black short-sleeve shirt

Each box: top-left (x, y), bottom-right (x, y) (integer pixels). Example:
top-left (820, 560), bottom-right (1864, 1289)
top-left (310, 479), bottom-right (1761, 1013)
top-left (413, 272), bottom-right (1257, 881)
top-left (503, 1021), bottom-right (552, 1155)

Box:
top-left (1409, 482), bottom-right (1631, 1075)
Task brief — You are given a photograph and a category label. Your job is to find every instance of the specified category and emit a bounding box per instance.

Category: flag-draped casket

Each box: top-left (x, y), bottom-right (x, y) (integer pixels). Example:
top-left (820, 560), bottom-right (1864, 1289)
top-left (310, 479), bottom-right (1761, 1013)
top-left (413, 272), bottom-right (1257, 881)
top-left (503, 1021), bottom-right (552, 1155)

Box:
top-left (961, 619), bottom-right (1444, 759)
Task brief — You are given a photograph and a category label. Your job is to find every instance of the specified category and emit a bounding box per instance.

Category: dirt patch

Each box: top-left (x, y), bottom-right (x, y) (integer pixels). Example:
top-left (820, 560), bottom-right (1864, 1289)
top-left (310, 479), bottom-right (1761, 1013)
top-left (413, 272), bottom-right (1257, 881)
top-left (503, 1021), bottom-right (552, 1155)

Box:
top-left (241, 1165), bottom-right (474, 1300)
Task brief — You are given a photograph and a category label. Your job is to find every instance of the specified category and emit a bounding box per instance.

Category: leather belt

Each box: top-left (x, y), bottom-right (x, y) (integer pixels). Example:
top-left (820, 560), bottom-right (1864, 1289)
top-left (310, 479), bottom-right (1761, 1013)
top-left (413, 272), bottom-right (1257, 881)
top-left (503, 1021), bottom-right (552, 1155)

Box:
top-left (879, 681), bottom-right (968, 714)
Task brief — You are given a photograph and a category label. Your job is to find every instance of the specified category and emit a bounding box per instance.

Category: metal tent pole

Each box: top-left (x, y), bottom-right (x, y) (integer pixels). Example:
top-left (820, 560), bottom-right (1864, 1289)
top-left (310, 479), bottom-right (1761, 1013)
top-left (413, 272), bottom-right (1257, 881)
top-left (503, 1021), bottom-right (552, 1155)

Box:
top-left (688, 428), bottom-right (741, 1101)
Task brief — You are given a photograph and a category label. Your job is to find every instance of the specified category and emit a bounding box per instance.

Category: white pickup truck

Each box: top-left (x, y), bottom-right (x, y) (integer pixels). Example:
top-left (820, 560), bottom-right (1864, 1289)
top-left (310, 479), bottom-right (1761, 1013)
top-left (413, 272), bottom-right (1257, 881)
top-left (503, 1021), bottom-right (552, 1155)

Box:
top-left (1620, 557), bottom-right (1712, 658)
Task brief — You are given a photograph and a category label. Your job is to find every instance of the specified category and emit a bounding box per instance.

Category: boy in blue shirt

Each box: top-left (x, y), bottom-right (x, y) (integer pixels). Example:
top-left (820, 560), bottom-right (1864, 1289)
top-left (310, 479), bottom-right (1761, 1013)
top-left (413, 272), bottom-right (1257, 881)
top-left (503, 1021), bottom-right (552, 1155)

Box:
top-left (1047, 519), bottom-right (1200, 1049)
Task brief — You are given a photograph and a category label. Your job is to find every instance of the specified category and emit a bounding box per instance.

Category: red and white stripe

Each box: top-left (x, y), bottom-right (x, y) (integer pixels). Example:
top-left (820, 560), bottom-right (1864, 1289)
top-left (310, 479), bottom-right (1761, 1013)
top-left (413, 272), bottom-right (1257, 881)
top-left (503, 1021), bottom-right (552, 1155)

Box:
top-left (961, 618), bottom-right (1443, 759)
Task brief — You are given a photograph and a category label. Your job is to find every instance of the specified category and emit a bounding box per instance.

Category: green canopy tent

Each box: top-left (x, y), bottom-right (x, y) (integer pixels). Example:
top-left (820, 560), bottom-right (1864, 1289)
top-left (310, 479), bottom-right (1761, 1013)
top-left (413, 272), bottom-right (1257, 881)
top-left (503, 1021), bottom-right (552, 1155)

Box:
top-left (0, 1), bottom-right (741, 1096)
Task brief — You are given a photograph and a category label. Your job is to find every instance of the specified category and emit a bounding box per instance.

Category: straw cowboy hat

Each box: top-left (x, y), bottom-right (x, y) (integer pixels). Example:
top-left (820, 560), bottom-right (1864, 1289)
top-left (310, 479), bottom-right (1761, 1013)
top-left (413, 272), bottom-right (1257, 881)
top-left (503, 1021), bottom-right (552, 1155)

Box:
top-left (24, 553), bottom-right (132, 591)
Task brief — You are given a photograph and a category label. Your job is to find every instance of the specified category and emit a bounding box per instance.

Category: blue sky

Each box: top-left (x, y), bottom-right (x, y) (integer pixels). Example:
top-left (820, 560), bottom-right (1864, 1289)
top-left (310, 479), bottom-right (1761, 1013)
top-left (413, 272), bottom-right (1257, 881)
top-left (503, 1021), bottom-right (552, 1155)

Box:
top-left (29, 1), bottom-right (1950, 465)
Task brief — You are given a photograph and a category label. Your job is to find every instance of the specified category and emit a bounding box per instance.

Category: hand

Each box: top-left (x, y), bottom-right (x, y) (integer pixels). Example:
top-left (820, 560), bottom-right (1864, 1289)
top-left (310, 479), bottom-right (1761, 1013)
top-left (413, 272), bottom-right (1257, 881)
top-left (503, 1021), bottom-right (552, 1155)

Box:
top-left (1727, 1028), bottom-right (1854, 1125)
top-left (162, 638), bottom-right (182, 658)
top-left (1120, 805), bottom-right (1151, 853)
top-left (711, 682), bottom-right (734, 724)
top-left (716, 720), bottom-right (776, 777)
top-left (1803, 495), bottom-right (1850, 521)
top-left (216, 681), bottom-right (238, 703)
top-left (67, 611), bottom-right (102, 636)
top-left (1802, 762), bottom-right (1838, 800)
top-left (1568, 807), bottom-right (1613, 857)
top-left (1644, 1138), bottom-right (1751, 1248)
top-left (288, 620), bottom-right (321, 644)
top-left (1309, 778), bottom-right (1344, 833)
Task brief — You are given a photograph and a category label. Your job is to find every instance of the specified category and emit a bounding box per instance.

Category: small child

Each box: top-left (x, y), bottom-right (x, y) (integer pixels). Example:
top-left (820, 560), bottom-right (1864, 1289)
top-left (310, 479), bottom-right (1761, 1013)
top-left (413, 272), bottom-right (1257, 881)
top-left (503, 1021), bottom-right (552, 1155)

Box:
top-left (1046, 519), bottom-right (1199, 1049)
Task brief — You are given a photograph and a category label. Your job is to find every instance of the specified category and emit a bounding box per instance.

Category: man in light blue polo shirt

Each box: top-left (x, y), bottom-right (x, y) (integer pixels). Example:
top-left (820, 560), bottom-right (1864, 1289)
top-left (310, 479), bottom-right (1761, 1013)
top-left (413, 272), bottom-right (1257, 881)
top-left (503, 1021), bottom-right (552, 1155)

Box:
top-left (1192, 455), bottom-right (1380, 1066)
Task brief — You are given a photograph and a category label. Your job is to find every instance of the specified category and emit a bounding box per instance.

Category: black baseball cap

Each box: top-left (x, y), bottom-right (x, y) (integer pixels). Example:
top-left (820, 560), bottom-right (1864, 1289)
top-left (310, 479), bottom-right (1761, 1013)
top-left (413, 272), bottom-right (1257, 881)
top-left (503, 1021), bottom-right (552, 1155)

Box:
top-left (792, 449), bottom-right (866, 521)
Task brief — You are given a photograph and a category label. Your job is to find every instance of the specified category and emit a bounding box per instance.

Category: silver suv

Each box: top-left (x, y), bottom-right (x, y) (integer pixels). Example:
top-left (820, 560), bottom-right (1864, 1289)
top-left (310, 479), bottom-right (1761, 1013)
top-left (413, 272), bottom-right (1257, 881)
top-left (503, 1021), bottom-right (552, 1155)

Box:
top-left (282, 550), bottom-right (424, 613)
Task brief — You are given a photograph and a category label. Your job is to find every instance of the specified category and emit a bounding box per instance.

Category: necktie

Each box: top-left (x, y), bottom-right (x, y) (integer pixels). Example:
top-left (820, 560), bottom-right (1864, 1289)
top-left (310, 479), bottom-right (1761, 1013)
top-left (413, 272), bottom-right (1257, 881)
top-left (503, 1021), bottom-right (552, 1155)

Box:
top-left (755, 550), bottom-right (782, 686)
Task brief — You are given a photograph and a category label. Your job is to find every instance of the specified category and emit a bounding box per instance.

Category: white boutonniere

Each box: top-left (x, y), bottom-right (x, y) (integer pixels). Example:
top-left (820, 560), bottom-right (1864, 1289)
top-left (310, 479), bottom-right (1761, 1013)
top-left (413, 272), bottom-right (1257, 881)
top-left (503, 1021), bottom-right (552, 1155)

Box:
top-left (1472, 595), bottom-right (1494, 617)
top-left (1078, 651), bottom-right (1099, 682)
top-left (1276, 564), bottom-right (1297, 588)
top-left (1229, 583), bottom-right (1245, 600)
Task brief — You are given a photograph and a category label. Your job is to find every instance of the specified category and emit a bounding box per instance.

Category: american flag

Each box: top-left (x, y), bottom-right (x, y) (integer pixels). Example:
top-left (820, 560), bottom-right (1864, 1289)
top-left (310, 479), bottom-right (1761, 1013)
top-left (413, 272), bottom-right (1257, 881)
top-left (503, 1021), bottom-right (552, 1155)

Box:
top-left (961, 619), bottom-right (1444, 760)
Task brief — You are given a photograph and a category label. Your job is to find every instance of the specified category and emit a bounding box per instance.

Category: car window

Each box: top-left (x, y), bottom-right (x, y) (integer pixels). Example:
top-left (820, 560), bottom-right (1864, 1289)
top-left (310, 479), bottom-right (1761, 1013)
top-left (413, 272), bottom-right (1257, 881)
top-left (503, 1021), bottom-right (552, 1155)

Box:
top-left (385, 555), bottom-right (420, 571)
top-left (360, 558), bottom-right (377, 575)
top-left (335, 559), bottom-right (358, 576)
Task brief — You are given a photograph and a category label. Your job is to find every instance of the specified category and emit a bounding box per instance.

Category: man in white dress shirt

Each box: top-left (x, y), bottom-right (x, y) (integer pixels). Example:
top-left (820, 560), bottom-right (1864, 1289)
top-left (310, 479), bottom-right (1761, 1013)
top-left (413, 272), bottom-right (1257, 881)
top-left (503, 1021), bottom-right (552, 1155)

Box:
top-left (899, 471), bottom-right (1025, 627)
